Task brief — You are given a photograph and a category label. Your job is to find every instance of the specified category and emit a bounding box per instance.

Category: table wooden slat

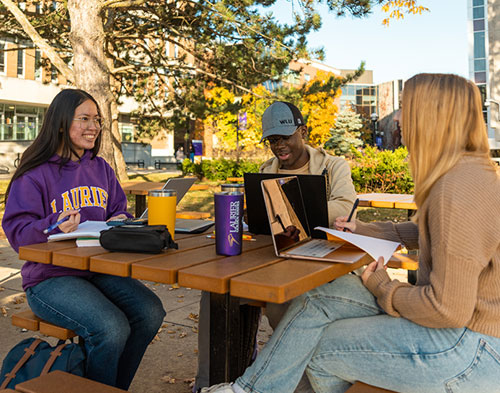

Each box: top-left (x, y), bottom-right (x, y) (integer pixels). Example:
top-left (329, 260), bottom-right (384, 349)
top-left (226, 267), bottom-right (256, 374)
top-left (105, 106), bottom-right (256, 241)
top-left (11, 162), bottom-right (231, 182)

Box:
top-left (18, 241), bottom-right (77, 264)
top-left (231, 254), bottom-right (371, 304)
top-left (178, 246), bottom-right (282, 294)
top-left (52, 246), bottom-right (109, 270)
top-left (132, 235), bottom-right (272, 284)
top-left (132, 244), bottom-right (220, 283)
top-left (90, 235), bottom-right (215, 277)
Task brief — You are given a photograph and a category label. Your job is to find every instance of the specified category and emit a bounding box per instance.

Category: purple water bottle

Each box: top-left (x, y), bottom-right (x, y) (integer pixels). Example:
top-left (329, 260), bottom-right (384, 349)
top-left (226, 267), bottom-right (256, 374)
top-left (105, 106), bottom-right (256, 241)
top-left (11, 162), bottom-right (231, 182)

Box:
top-left (214, 191), bottom-right (243, 256)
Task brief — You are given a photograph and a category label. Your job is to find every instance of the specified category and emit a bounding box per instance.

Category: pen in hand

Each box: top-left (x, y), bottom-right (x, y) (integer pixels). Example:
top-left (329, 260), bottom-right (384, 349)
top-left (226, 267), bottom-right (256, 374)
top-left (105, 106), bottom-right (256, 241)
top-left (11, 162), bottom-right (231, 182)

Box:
top-left (343, 198), bottom-right (359, 232)
top-left (43, 209), bottom-right (81, 234)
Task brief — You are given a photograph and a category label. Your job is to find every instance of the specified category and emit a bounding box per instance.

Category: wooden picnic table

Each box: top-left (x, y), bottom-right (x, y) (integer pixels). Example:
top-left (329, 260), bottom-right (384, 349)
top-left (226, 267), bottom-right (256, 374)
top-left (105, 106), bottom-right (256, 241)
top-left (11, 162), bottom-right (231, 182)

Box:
top-left (357, 193), bottom-right (416, 210)
top-left (19, 232), bottom-right (397, 385)
top-left (121, 181), bottom-right (210, 217)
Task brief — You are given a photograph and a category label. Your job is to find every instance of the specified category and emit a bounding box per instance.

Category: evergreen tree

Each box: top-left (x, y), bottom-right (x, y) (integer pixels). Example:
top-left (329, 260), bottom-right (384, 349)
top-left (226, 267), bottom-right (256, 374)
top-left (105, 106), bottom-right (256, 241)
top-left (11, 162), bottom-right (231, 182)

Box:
top-left (324, 108), bottom-right (364, 155)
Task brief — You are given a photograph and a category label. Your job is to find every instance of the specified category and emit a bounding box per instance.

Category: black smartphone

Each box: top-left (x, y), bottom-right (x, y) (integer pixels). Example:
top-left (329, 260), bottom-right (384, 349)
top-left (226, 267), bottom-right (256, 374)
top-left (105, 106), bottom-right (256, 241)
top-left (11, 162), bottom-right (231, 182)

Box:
top-left (107, 218), bottom-right (148, 226)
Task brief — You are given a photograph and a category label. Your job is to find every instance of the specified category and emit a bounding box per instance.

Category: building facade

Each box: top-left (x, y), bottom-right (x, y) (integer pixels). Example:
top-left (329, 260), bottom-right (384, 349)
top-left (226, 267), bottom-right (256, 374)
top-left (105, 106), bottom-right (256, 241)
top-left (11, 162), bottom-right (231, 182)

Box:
top-left (468, 0), bottom-right (500, 150)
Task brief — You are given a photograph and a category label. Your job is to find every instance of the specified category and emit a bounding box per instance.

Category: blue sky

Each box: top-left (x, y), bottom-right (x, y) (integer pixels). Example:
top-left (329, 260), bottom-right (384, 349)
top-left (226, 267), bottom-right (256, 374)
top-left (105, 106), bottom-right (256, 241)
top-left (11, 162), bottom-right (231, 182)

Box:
top-left (270, 0), bottom-right (469, 84)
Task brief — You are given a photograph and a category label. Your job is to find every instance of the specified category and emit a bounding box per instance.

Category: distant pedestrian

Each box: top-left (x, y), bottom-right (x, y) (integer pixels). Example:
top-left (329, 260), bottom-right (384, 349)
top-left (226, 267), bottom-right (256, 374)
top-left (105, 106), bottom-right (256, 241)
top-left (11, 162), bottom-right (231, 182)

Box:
top-left (189, 142), bottom-right (195, 162)
top-left (175, 146), bottom-right (185, 162)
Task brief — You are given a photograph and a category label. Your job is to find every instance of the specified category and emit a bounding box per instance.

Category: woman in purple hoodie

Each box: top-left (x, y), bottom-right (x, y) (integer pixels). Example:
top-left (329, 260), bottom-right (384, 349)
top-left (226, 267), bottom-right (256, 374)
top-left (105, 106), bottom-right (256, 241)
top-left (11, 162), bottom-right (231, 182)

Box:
top-left (2, 89), bottom-right (165, 390)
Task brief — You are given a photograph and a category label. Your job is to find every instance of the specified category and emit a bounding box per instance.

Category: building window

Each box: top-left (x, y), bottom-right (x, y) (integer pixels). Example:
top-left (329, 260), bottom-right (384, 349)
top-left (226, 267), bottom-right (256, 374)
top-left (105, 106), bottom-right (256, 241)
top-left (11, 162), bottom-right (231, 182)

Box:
top-left (0, 41), bottom-right (5, 74)
top-left (473, 31), bottom-right (486, 59)
top-left (473, 19), bottom-right (485, 31)
top-left (0, 104), bottom-right (45, 141)
top-left (35, 49), bottom-right (42, 80)
top-left (17, 47), bottom-right (24, 77)
top-left (304, 73), bottom-right (310, 82)
top-left (474, 72), bottom-right (486, 84)
top-left (472, 0), bottom-right (483, 5)
top-left (174, 44), bottom-right (179, 58)
top-left (474, 58), bottom-right (486, 72)
top-left (472, 5), bottom-right (484, 19)
top-left (119, 123), bottom-right (134, 142)
top-left (51, 65), bottom-right (58, 83)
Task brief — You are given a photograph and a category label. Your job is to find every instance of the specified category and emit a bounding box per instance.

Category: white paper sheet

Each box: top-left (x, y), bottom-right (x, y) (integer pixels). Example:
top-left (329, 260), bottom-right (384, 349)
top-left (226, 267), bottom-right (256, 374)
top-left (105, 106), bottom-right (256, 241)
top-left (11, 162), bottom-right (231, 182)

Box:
top-left (47, 221), bottom-right (110, 241)
top-left (314, 227), bottom-right (400, 265)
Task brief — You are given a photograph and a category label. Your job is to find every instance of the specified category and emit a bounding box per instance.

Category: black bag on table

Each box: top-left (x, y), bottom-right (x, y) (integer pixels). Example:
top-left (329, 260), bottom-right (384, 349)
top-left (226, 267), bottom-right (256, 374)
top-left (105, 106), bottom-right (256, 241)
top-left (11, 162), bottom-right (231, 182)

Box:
top-left (99, 224), bottom-right (178, 254)
top-left (0, 338), bottom-right (85, 389)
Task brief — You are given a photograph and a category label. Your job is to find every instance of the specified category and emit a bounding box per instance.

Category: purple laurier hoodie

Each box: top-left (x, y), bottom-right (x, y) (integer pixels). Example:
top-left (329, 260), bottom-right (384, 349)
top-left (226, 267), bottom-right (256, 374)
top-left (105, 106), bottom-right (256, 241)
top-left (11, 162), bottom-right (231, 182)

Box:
top-left (2, 151), bottom-right (131, 290)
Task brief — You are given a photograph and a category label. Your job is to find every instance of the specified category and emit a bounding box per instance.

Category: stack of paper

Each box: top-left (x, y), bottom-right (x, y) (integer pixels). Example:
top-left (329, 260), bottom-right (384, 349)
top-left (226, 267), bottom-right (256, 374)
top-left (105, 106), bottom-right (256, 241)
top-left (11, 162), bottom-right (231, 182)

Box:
top-left (314, 227), bottom-right (401, 264)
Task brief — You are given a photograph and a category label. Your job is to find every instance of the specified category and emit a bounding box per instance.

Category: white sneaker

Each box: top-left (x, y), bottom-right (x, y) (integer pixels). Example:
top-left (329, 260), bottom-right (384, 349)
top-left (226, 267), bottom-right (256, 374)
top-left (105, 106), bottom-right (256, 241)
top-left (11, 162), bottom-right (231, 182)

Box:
top-left (200, 383), bottom-right (236, 393)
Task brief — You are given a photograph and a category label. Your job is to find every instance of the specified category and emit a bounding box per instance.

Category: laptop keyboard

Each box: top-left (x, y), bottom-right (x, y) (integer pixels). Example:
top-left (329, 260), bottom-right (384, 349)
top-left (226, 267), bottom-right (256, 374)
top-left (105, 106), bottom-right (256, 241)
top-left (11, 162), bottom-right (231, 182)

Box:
top-left (287, 239), bottom-right (343, 258)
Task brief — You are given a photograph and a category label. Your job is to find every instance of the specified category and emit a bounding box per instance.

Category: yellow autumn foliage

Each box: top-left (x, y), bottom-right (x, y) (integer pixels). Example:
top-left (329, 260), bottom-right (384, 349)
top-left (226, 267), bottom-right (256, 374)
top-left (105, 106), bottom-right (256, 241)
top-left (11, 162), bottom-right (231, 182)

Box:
top-left (302, 70), bottom-right (342, 147)
top-left (204, 85), bottom-right (273, 152)
top-left (381, 1), bottom-right (429, 26)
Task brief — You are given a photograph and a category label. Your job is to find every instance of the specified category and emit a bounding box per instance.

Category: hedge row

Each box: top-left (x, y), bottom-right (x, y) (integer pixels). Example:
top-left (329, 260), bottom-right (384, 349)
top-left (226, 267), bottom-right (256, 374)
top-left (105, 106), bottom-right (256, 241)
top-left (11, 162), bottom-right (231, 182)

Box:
top-left (181, 146), bottom-right (414, 194)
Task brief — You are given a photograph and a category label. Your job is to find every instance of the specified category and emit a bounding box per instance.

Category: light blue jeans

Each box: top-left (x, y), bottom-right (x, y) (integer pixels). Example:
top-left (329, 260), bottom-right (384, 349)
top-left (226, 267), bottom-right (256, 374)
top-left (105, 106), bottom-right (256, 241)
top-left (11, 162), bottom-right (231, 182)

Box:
top-left (236, 274), bottom-right (500, 393)
top-left (26, 274), bottom-right (165, 389)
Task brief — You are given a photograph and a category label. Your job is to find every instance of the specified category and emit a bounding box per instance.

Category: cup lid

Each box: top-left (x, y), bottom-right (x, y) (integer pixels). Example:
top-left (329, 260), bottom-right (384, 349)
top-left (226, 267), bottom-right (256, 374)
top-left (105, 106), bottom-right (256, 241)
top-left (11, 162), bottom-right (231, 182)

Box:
top-left (148, 189), bottom-right (177, 197)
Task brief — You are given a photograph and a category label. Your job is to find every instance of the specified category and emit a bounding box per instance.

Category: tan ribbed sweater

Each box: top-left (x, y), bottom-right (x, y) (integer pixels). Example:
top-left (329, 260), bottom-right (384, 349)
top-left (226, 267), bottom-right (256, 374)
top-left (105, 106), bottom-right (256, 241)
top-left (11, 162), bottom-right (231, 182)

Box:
top-left (357, 156), bottom-right (500, 338)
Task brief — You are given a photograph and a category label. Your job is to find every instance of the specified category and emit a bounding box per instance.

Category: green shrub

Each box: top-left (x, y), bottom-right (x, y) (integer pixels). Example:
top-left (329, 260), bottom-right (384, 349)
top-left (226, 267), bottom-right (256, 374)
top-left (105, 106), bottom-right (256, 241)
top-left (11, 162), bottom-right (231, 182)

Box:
top-left (350, 146), bottom-right (414, 194)
top-left (181, 158), bottom-right (262, 181)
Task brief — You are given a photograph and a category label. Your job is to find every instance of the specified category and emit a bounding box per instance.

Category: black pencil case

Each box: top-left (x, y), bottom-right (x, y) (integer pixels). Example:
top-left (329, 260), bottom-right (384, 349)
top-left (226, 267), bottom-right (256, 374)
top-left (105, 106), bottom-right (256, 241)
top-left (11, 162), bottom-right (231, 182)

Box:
top-left (99, 225), bottom-right (178, 254)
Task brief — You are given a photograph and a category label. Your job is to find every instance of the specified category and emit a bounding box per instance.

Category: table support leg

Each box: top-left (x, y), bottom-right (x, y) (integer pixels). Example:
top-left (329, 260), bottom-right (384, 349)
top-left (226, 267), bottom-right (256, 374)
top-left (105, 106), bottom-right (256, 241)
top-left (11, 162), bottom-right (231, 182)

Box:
top-left (135, 195), bottom-right (146, 218)
top-left (208, 293), bottom-right (261, 385)
top-left (406, 209), bottom-right (418, 285)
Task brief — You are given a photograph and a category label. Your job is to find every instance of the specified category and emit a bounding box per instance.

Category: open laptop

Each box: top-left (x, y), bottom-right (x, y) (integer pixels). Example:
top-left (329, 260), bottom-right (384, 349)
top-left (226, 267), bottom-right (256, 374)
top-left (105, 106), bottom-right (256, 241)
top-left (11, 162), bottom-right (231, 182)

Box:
top-left (139, 177), bottom-right (215, 234)
top-left (261, 176), bottom-right (354, 262)
top-left (139, 177), bottom-right (197, 219)
top-left (244, 173), bottom-right (329, 239)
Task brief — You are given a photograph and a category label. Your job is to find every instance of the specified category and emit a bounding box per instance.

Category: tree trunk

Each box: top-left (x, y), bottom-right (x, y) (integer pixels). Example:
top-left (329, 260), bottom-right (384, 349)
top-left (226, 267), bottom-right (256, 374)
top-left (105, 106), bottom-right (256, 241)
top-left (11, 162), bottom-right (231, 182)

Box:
top-left (67, 0), bottom-right (128, 182)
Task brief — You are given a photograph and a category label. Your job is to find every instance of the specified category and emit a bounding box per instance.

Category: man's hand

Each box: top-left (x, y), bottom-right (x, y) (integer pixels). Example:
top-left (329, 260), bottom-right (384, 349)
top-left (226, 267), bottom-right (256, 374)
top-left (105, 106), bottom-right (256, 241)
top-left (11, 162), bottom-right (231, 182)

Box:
top-left (361, 257), bottom-right (386, 285)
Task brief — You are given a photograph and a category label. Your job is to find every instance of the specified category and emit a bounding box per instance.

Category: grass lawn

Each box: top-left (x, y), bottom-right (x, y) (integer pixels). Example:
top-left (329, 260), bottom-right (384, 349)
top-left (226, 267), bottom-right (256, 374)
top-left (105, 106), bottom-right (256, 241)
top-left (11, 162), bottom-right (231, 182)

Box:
top-left (0, 173), bottom-right (410, 240)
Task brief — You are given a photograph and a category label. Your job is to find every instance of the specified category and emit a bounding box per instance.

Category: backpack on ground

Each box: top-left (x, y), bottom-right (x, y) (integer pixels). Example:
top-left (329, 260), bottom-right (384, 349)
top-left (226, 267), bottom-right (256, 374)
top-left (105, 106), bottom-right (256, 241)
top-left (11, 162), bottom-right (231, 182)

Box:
top-left (0, 337), bottom-right (85, 389)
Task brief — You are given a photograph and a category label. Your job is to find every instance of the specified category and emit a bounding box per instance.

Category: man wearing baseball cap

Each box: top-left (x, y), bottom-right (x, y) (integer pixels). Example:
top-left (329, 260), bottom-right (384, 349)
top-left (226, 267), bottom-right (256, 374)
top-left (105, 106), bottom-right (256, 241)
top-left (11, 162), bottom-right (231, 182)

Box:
top-left (194, 101), bottom-right (357, 393)
top-left (260, 101), bottom-right (357, 226)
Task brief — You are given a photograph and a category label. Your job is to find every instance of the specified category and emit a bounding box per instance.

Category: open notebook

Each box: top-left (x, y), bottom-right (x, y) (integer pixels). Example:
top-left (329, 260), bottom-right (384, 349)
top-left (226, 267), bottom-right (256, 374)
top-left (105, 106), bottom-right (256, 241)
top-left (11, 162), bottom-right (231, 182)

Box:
top-left (261, 176), bottom-right (401, 264)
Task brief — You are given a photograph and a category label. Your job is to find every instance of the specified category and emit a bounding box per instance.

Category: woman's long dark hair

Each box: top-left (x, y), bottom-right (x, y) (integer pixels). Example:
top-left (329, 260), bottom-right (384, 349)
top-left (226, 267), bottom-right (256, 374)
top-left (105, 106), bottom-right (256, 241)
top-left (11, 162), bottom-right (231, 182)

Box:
top-left (5, 89), bottom-right (102, 202)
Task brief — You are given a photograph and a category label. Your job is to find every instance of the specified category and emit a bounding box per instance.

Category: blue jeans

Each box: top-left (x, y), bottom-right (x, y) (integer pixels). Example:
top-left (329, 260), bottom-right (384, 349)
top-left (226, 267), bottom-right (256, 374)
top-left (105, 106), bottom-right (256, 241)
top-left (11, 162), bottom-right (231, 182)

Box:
top-left (26, 274), bottom-right (165, 389)
top-left (236, 274), bottom-right (500, 393)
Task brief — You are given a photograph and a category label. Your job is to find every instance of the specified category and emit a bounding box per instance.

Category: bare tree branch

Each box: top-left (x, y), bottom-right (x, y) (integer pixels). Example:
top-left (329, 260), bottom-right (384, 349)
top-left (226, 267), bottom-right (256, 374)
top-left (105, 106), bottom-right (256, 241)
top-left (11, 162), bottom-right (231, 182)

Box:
top-left (100, 0), bottom-right (147, 10)
top-left (0, 0), bottom-right (75, 84)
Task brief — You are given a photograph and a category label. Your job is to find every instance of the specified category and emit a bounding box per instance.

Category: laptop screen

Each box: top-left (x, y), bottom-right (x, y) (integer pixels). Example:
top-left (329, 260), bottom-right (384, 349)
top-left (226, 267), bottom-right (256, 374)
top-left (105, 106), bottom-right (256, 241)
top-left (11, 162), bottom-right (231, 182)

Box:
top-left (261, 176), bottom-right (311, 253)
top-left (244, 173), bottom-right (328, 238)
top-left (140, 177), bottom-right (196, 219)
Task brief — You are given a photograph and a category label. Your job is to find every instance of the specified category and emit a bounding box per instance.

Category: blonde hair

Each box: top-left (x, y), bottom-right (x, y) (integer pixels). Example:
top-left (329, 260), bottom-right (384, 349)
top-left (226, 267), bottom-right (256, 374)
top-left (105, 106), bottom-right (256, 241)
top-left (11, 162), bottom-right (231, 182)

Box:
top-left (401, 73), bottom-right (492, 216)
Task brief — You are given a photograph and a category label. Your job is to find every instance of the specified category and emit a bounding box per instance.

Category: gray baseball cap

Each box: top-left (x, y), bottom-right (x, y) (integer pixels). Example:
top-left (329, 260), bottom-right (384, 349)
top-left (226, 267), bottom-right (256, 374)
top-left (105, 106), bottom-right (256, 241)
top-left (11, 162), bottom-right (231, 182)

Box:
top-left (261, 101), bottom-right (305, 142)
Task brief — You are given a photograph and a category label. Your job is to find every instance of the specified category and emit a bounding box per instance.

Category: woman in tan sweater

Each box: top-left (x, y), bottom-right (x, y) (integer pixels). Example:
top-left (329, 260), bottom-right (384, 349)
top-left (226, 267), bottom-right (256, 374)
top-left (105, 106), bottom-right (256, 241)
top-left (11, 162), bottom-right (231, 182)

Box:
top-left (202, 74), bottom-right (500, 393)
